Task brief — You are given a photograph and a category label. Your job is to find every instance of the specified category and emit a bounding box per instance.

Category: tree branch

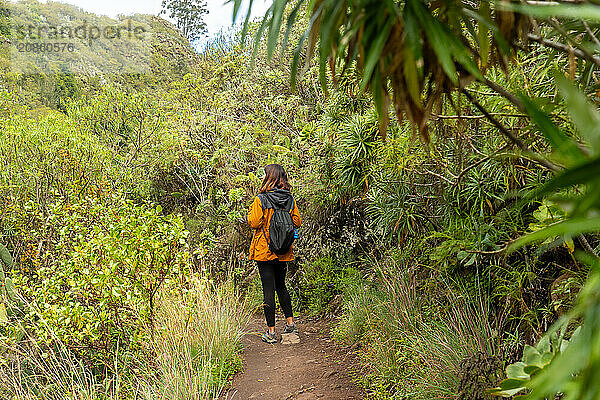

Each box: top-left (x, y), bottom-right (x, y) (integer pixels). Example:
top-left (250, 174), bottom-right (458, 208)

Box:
top-left (432, 113), bottom-right (529, 120)
top-left (549, 18), bottom-right (599, 66)
top-left (583, 21), bottom-right (600, 49)
top-left (462, 90), bottom-right (526, 149)
top-left (482, 78), bottom-right (526, 110)
top-left (527, 33), bottom-right (600, 67)
top-left (462, 89), bottom-right (561, 172)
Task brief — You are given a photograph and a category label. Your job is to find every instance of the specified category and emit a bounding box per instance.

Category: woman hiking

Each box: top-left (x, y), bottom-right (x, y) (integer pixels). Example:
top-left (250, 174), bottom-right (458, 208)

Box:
top-left (248, 164), bottom-right (302, 344)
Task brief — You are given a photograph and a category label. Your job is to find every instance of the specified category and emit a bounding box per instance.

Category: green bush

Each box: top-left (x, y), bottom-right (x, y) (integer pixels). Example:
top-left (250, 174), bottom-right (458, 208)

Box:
top-left (332, 278), bottom-right (374, 345)
top-left (3, 193), bottom-right (190, 368)
top-left (67, 87), bottom-right (183, 199)
top-left (0, 89), bottom-right (22, 118)
top-left (0, 112), bottom-right (113, 206)
top-left (297, 256), bottom-right (360, 315)
top-left (0, 277), bottom-right (251, 400)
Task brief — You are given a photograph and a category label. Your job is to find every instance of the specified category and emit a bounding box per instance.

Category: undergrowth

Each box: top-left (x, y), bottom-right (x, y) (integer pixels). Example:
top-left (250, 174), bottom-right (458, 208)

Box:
top-left (333, 257), bottom-right (502, 399)
top-left (0, 278), bottom-right (250, 400)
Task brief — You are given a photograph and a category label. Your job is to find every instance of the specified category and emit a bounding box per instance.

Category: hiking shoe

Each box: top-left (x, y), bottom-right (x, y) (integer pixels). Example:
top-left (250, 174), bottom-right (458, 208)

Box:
top-left (283, 323), bottom-right (299, 334)
top-left (261, 331), bottom-right (277, 344)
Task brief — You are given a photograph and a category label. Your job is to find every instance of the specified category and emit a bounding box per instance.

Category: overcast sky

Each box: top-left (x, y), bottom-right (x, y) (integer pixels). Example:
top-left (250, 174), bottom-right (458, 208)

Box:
top-left (33, 0), bottom-right (270, 39)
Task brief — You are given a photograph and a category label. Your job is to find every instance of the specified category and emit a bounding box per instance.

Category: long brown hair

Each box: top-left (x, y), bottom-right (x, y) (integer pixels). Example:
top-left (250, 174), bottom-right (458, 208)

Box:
top-left (259, 164), bottom-right (291, 193)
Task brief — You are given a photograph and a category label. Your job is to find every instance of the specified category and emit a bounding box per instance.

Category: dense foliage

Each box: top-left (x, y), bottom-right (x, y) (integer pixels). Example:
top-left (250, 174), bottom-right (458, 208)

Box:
top-left (2, 0), bottom-right (600, 399)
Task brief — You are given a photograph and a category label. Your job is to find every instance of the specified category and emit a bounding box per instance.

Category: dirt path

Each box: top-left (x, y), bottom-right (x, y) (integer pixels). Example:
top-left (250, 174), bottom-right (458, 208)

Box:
top-left (220, 314), bottom-right (366, 400)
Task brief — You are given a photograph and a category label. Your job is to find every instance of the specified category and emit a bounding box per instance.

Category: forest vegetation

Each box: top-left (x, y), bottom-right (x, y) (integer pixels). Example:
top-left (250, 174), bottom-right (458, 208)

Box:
top-left (1, 0), bottom-right (600, 399)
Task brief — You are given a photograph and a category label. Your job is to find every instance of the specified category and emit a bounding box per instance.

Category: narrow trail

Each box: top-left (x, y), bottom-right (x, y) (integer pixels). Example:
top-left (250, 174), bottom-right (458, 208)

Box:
top-left (220, 314), bottom-right (366, 400)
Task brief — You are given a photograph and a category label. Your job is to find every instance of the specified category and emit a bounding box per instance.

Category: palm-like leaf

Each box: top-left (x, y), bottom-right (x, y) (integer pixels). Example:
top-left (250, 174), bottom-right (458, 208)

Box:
top-left (513, 74), bottom-right (600, 234)
top-left (229, 0), bottom-right (530, 139)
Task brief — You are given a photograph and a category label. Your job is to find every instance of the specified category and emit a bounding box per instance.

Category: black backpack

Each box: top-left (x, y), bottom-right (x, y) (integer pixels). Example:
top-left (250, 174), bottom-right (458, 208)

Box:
top-left (259, 194), bottom-right (296, 255)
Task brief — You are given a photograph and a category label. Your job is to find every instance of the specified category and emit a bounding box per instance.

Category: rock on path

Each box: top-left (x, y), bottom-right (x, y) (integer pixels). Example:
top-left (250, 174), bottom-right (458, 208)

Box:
top-left (280, 332), bottom-right (301, 345)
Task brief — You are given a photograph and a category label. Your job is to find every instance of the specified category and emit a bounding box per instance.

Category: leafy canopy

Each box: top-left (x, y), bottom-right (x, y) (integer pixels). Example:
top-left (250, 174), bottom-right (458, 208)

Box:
top-left (162, 0), bottom-right (209, 42)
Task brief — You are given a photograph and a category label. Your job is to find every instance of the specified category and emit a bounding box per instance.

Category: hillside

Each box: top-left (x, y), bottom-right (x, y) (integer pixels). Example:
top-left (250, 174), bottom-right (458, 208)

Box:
top-left (0, 0), bottom-right (198, 109)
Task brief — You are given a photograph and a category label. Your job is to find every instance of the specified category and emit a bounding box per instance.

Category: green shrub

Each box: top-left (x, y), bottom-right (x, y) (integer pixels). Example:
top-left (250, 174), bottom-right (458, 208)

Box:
top-left (3, 193), bottom-right (190, 369)
top-left (297, 256), bottom-right (360, 315)
top-left (67, 87), bottom-right (182, 198)
top-left (332, 278), bottom-right (375, 345)
top-left (0, 276), bottom-right (251, 400)
top-left (0, 113), bottom-right (113, 206)
top-left (0, 89), bottom-right (22, 118)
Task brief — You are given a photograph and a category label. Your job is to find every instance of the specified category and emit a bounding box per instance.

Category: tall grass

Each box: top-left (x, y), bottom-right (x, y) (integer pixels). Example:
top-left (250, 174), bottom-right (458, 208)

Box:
top-left (0, 338), bottom-right (118, 400)
top-left (145, 277), bottom-right (251, 400)
top-left (0, 306), bottom-right (127, 400)
top-left (0, 276), bottom-right (251, 400)
top-left (335, 258), bottom-right (502, 399)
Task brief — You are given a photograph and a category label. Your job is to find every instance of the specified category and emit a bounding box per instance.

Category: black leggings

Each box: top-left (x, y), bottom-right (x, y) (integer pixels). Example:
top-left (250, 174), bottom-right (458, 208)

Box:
top-left (257, 260), bottom-right (293, 327)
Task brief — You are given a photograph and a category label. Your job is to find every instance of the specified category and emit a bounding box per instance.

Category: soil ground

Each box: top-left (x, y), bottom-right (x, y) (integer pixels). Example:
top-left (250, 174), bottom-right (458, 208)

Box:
top-left (220, 314), bottom-right (366, 400)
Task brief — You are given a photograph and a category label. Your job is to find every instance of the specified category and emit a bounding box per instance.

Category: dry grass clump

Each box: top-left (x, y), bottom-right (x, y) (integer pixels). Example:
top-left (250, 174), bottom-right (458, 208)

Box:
top-left (146, 277), bottom-right (251, 399)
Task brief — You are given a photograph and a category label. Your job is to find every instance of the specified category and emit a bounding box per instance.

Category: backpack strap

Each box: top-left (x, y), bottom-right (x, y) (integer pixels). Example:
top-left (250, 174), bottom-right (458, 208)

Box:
top-left (260, 207), bottom-right (274, 250)
top-left (257, 195), bottom-right (271, 246)
top-left (261, 226), bottom-right (270, 247)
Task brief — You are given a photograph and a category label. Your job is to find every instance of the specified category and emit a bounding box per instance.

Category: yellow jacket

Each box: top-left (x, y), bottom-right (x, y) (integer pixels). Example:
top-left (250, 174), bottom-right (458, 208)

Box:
top-left (248, 190), bottom-right (302, 261)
